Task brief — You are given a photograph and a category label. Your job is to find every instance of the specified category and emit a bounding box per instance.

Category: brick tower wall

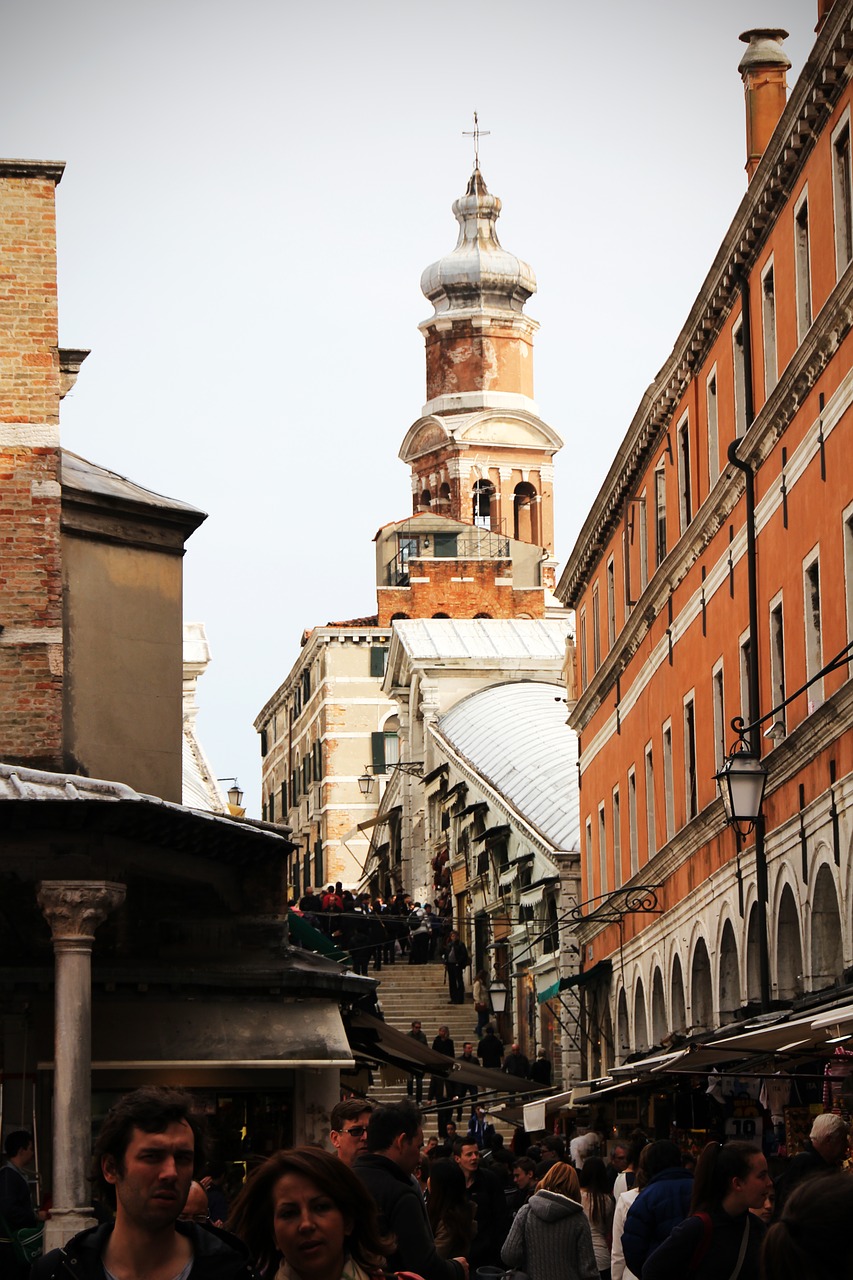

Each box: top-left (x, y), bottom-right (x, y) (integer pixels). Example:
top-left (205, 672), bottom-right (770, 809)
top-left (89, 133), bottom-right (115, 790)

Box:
top-left (0, 162), bottom-right (65, 769)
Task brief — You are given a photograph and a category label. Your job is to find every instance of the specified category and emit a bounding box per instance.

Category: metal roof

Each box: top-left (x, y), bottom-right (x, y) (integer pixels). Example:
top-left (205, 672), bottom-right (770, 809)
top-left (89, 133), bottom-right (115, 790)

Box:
top-left (393, 617), bottom-right (571, 662)
top-left (61, 450), bottom-right (205, 517)
top-left (0, 762), bottom-right (293, 858)
top-left (435, 680), bottom-right (579, 850)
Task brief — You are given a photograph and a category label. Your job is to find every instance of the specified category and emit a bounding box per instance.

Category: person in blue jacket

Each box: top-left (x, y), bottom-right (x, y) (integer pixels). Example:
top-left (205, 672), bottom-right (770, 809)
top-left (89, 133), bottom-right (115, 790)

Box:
top-left (620, 1140), bottom-right (692, 1277)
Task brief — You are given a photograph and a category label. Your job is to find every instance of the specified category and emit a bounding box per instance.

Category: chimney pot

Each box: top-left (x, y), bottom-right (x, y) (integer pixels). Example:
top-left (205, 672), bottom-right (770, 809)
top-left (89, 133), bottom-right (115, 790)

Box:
top-left (738, 29), bottom-right (791, 182)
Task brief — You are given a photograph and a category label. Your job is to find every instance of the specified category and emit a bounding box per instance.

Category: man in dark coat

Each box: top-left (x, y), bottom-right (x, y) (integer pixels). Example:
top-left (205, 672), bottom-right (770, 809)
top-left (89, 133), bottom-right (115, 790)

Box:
top-left (406, 1019), bottom-right (428, 1104)
top-left (31, 1087), bottom-right (254, 1280)
top-left (0, 1130), bottom-right (42, 1279)
top-left (431, 1025), bottom-right (455, 1138)
top-left (503, 1042), bottom-right (530, 1079)
top-left (477, 1024), bottom-right (504, 1069)
top-left (354, 1102), bottom-right (468, 1280)
top-left (444, 930), bottom-right (469, 1003)
top-left (452, 1137), bottom-right (510, 1270)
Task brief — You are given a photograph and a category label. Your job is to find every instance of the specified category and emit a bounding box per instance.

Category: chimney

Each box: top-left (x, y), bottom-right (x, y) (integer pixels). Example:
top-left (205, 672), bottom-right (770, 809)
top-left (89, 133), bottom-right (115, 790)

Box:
top-left (738, 29), bottom-right (791, 181)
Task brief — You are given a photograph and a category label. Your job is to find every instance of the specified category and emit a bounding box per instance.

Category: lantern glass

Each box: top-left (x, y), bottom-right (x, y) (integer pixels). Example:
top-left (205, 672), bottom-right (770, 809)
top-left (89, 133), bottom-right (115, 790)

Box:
top-left (358, 772), bottom-right (374, 796)
top-left (227, 784), bottom-right (244, 808)
top-left (489, 980), bottom-right (508, 1014)
top-left (716, 751), bottom-right (767, 828)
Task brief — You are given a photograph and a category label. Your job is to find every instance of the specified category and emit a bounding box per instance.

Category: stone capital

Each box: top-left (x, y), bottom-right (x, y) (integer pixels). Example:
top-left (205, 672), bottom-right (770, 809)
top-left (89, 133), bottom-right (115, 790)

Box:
top-left (37, 881), bottom-right (126, 943)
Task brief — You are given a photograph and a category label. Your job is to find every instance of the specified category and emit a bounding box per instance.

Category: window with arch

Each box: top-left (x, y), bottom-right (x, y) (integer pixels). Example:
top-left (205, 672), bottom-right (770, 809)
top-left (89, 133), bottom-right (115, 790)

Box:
top-left (513, 481), bottom-right (538, 542)
top-left (438, 481), bottom-right (451, 506)
top-left (432, 612), bottom-right (450, 619)
top-left (472, 478), bottom-right (495, 530)
top-left (420, 489), bottom-right (432, 510)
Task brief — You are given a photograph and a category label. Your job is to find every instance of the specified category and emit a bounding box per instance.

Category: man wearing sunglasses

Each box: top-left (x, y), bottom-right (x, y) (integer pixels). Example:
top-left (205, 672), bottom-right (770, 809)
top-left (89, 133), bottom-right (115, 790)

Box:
top-left (329, 1099), bottom-right (374, 1167)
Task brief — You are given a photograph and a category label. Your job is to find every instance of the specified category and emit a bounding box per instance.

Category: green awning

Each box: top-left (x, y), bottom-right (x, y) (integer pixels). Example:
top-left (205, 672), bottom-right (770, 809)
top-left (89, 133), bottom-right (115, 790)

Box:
top-left (288, 911), bottom-right (350, 964)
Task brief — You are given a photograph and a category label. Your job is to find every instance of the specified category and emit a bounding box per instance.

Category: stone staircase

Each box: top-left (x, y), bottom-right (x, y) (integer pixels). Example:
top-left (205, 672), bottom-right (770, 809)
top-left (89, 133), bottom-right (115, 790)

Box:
top-left (366, 961), bottom-right (512, 1139)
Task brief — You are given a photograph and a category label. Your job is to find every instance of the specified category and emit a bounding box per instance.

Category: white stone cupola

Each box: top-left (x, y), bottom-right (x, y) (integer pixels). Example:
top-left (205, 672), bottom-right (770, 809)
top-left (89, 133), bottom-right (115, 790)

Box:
top-left (400, 167), bottom-right (562, 554)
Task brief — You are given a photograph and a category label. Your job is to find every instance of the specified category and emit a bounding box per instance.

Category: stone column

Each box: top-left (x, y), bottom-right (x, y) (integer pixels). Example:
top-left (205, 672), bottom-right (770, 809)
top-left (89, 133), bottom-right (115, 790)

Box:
top-left (37, 880), bottom-right (125, 1250)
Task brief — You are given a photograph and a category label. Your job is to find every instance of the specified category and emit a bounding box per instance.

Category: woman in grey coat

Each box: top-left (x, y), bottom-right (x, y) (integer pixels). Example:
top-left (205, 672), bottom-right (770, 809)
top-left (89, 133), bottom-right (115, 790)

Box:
top-left (502, 1161), bottom-right (599, 1280)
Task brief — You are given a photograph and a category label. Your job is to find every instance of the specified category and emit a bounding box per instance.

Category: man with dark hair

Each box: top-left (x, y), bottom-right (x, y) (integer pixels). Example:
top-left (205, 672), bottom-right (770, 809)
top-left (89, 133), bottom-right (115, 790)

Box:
top-left (1, 1130), bottom-right (42, 1279)
top-left (406, 1019), bottom-right (427, 1104)
top-left (430, 1025), bottom-right (455, 1139)
top-left (329, 1098), bottom-right (373, 1167)
top-left (354, 1101), bottom-right (467, 1280)
top-left (508, 1157), bottom-right (537, 1215)
top-left (31, 1086), bottom-right (253, 1280)
top-left (476, 1024), bottom-right (504, 1069)
top-left (452, 1136), bottom-right (510, 1270)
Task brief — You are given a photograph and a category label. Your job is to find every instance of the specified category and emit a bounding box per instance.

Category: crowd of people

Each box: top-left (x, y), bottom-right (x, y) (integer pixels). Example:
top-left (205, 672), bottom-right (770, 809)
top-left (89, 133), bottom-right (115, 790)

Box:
top-left (292, 886), bottom-right (464, 985)
top-left (3, 1088), bottom-right (853, 1280)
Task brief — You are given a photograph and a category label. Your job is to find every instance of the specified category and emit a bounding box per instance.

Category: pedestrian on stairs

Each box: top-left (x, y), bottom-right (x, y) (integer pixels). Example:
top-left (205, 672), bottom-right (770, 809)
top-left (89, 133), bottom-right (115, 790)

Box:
top-left (444, 931), bottom-right (469, 1004)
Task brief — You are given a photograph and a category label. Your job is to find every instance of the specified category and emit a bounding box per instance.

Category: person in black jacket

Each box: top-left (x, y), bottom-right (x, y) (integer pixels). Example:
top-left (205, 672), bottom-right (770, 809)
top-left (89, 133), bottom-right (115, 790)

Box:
top-left (353, 1101), bottom-right (468, 1280)
top-left (772, 1111), bottom-right (849, 1217)
top-left (452, 1137), bottom-right (510, 1270)
top-left (0, 1130), bottom-right (42, 1279)
top-left (444, 931), bottom-right (469, 1004)
top-left (31, 1086), bottom-right (256, 1280)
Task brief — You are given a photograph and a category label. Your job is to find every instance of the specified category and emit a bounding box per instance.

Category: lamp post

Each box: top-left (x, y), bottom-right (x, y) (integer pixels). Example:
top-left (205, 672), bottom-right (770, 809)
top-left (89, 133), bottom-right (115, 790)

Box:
top-left (358, 761), bottom-right (424, 796)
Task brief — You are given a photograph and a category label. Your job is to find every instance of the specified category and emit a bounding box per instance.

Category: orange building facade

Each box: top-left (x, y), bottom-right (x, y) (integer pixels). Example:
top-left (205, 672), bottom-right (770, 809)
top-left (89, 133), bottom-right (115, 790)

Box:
top-left (558, 10), bottom-right (853, 1075)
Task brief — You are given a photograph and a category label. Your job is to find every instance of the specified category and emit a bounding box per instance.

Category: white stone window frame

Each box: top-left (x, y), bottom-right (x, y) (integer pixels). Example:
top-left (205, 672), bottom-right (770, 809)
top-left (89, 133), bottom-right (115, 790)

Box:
top-left (760, 254), bottom-right (778, 397)
top-left (706, 364), bottom-right (719, 489)
top-left (793, 184), bottom-right (812, 343)
top-left (803, 543), bottom-right (824, 708)
top-left (831, 105), bottom-right (853, 281)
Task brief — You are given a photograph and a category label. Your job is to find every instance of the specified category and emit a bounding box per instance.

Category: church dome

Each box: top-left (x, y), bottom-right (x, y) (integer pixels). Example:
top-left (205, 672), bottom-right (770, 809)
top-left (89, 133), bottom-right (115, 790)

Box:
top-left (420, 168), bottom-right (537, 317)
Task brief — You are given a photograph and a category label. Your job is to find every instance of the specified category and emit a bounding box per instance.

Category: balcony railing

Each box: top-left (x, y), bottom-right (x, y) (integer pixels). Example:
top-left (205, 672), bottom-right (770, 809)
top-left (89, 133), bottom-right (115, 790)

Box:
top-left (387, 530), bottom-right (511, 586)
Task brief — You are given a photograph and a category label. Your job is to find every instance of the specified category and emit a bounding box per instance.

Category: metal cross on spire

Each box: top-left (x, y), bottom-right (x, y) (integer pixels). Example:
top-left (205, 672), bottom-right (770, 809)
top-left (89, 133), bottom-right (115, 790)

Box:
top-left (463, 111), bottom-right (490, 170)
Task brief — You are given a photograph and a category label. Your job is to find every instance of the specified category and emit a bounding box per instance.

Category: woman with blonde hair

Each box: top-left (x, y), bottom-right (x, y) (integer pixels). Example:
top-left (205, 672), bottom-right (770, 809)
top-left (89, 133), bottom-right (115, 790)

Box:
top-left (502, 1160), bottom-right (598, 1280)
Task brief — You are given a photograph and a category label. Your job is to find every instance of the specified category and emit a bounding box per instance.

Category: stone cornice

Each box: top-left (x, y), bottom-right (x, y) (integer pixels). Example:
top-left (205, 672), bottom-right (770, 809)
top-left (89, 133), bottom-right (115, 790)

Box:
top-left (569, 261), bottom-right (853, 734)
top-left (558, 4), bottom-right (853, 609)
top-left (0, 158), bottom-right (65, 182)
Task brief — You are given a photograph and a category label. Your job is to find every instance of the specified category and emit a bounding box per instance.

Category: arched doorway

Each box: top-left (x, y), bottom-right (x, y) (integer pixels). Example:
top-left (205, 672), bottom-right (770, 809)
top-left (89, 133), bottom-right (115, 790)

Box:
top-left (472, 479), bottom-right (495, 530)
top-left (776, 884), bottom-right (804, 1001)
top-left (746, 906), bottom-right (761, 1007)
top-left (513, 482), bottom-right (538, 542)
top-left (651, 967), bottom-right (667, 1044)
top-left (634, 977), bottom-right (648, 1054)
top-left (691, 938), bottom-right (713, 1031)
top-left (616, 988), bottom-right (630, 1063)
top-left (811, 864), bottom-right (842, 992)
top-left (671, 954), bottom-right (686, 1032)
top-left (718, 920), bottom-right (741, 1024)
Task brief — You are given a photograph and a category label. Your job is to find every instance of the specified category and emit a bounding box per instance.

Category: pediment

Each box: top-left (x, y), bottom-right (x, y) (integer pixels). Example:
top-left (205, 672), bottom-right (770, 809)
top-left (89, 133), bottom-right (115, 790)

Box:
top-left (456, 415), bottom-right (558, 448)
top-left (399, 416), bottom-right (451, 463)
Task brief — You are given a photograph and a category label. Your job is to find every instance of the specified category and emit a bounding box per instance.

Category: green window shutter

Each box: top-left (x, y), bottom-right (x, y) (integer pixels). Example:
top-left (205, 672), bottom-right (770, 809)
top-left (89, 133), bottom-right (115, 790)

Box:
top-left (281, 781), bottom-right (288, 813)
top-left (269, 791), bottom-right (275, 822)
top-left (314, 839), bottom-right (324, 886)
top-left (371, 731), bottom-right (386, 774)
top-left (313, 740), bottom-right (322, 780)
top-left (260, 729), bottom-right (268, 757)
top-left (370, 646), bottom-right (388, 677)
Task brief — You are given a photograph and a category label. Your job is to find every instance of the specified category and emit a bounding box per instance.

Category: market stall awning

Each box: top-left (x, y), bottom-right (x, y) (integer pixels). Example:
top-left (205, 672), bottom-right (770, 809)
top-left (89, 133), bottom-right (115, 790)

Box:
top-left (538, 959), bottom-right (612, 1003)
top-left (347, 1011), bottom-right (542, 1094)
top-left (39, 998), bottom-right (354, 1070)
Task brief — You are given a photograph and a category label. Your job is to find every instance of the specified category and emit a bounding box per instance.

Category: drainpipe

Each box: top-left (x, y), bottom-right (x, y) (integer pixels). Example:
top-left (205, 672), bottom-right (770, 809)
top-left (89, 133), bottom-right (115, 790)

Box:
top-left (727, 272), bottom-right (771, 1014)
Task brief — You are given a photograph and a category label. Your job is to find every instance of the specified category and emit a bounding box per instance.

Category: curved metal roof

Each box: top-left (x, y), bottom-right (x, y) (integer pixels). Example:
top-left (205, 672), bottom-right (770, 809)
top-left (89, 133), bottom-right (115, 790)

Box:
top-left (435, 680), bottom-right (579, 850)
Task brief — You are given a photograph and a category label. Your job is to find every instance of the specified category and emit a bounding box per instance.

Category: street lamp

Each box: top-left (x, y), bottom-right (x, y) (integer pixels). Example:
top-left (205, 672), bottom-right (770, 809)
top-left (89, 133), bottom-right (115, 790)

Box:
top-left (217, 777), bottom-right (244, 810)
top-left (489, 980), bottom-right (508, 1014)
top-left (358, 761), bottom-right (424, 796)
top-left (714, 723), bottom-right (768, 838)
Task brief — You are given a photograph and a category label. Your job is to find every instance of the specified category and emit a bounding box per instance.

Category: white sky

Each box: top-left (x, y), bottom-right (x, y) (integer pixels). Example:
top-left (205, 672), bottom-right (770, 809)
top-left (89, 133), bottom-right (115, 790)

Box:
top-left (2, 0), bottom-right (815, 815)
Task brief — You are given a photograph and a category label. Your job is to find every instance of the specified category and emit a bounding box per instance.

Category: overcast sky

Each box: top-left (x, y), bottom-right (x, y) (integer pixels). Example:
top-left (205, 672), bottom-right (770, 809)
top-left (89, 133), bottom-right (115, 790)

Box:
top-left (3, 1), bottom-right (816, 815)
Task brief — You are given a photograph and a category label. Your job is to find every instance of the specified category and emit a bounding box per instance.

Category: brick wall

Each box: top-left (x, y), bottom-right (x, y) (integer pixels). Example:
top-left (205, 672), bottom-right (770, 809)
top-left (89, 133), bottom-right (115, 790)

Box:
top-left (0, 163), bottom-right (65, 769)
top-left (377, 557), bottom-right (545, 625)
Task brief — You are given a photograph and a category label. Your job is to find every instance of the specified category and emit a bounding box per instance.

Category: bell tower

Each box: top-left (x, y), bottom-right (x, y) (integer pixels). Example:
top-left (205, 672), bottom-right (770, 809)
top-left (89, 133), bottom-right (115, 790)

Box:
top-left (399, 166), bottom-right (562, 555)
